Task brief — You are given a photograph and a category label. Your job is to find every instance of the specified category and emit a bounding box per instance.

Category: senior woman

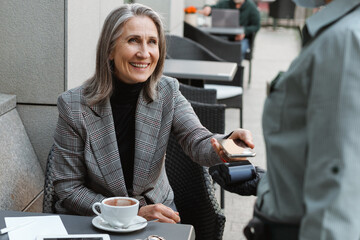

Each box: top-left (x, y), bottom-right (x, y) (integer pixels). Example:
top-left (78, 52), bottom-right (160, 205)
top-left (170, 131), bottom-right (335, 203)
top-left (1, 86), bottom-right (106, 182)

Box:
top-left (52, 3), bottom-right (254, 224)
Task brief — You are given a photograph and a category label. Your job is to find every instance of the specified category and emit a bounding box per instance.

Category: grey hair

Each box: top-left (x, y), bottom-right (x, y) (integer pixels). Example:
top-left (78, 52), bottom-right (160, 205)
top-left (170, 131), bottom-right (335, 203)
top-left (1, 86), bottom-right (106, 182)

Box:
top-left (83, 3), bottom-right (166, 105)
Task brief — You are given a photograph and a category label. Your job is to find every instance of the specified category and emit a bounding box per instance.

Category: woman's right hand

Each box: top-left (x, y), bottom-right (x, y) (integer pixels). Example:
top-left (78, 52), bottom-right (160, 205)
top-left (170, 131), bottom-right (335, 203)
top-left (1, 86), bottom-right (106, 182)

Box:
top-left (138, 203), bottom-right (180, 223)
top-left (211, 128), bottom-right (254, 162)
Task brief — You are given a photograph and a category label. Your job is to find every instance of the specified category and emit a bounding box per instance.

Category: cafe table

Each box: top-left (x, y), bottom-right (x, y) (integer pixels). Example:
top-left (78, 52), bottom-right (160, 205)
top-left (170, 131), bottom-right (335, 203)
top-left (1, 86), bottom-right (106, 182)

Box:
top-left (164, 59), bottom-right (237, 82)
top-left (0, 210), bottom-right (195, 240)
top-left (198, 26), bottom-right (244, 36)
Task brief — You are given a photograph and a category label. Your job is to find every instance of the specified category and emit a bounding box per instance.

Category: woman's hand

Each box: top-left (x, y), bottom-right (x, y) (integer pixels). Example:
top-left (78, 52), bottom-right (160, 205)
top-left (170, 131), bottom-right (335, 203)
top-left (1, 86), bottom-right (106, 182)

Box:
top-left (234, 33), bottom-right (246, 41)
top-left (138, 203), bottom-right (180, 223)
top-left (197, 6), bottom-right (211, 16)
top-left (211, 128), bottom-right (254, 162)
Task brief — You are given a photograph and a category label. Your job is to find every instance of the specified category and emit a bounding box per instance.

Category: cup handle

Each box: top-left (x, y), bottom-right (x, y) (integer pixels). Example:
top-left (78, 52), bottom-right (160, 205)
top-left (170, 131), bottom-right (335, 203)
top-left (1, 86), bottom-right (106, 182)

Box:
top-left (92, 202), bottom-right (102, 216)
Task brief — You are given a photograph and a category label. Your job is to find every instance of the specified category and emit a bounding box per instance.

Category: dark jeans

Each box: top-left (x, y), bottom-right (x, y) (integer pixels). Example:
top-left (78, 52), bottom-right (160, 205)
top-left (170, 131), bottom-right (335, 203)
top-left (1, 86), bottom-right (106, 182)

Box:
top-left (241, 38), bottom-right (249, 60)
top-left (244, 205), bottom-right (299, 240)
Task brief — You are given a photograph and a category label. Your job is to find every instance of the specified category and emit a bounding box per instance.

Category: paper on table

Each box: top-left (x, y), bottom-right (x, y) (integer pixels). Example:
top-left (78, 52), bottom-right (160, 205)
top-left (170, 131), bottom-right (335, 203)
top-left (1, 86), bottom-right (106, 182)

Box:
top-left (5, 215), bottom-right (68, 240)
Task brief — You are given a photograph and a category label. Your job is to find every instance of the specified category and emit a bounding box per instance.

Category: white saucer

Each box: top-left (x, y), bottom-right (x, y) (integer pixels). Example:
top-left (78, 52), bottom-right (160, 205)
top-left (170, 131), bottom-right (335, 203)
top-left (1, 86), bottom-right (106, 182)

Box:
top-left (92, 216), bottom-right (147, 233)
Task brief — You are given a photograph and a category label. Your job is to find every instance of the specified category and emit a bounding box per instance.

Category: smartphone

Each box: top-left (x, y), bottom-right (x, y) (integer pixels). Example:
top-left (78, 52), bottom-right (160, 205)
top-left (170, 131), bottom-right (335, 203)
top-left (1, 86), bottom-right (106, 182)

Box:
top-left (36, 234), bottom-right (110, 240)
top-left (218, 139), bottom-right (256, 158)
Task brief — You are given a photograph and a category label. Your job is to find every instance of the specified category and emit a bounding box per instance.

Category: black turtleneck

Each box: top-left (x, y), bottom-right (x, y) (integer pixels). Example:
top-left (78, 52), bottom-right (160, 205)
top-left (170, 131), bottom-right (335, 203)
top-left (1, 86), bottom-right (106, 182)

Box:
top-left (110, 78), bottom-right (145, 195)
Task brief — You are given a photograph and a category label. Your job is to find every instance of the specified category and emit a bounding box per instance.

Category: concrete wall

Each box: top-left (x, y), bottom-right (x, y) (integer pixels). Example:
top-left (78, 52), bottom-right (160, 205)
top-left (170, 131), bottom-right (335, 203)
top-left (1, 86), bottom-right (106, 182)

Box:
top-left (0, 1), bottom-right (124, 176)
top-left (0, 94), bottom-right (44, 212)
top-left (134, 0), bottom-right (185, 35)
top-left (0, 1), bottom-right (65, 173)
top-left (16, 105), bottom-right (59, 171)
top-left (67, 0), bottom-right (123, 89)
top-left (0, 1), bottom-right (65, 105)
top-left (0, 0), bottom-right (124, 212)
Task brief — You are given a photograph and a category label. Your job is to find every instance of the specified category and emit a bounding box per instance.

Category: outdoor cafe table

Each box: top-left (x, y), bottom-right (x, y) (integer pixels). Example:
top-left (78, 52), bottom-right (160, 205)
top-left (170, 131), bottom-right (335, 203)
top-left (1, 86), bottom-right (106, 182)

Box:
top-left (198, 26), bottom-right (244, 35)
top-left (0, 210), bottom-right (195, 240)
top-left (164, 59), bottom-right (237, 82)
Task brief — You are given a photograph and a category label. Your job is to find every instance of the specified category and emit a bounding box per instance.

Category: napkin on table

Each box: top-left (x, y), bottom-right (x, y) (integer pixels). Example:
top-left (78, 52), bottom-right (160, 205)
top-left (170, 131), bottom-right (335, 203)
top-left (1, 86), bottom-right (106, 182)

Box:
top-left (5, 215), bottom-right (68, 240)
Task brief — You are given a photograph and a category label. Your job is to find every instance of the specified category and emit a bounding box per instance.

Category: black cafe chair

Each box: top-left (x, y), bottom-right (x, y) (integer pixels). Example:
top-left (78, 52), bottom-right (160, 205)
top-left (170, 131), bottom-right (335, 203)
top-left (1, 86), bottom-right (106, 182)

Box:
top-left (184, 21), bottom-right (256, 86)
top-left (178, 83), bottom-right (227, 210)
top-left (183, 22), bottom-right (242, 66)
top-left (179, 83), bottom-right (217, 104)
top-left (244, 32), bottom-right (257, 86)
top-left (166, 34), bottom-right (244, 127)
top-left (165, 96), bottom-right (226, 240)
top-left (166, 34), bottom-right (218, 88)
top-left (43, 144), bottom-right (57, 213)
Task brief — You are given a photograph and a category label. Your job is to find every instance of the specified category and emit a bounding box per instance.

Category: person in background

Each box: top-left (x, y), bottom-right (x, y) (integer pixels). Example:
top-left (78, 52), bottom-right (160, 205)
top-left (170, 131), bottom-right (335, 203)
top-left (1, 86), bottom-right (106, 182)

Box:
top-left (51, 3), bottom-right (260, 224)
top-left (198, 0), bottom-right (260, 59)
top-left (231, 0), bottom-right (360, 239)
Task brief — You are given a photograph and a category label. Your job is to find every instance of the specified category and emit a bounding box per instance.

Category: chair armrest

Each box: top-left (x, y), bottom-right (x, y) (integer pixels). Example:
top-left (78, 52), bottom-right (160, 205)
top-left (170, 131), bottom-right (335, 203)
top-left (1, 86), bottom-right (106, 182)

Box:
top-left (179, 83), bottom-right (217, 104)
top-left (166, 34), bottom-right (225, 62)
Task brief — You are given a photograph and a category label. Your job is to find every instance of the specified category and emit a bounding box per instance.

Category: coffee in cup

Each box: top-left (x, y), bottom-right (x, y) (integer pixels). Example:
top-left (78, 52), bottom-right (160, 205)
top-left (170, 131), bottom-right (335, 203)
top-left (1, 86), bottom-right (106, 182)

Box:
top-left (104, 198), bottom-right (136, 207)
top-left (92, 197), bottom-right (139, 227)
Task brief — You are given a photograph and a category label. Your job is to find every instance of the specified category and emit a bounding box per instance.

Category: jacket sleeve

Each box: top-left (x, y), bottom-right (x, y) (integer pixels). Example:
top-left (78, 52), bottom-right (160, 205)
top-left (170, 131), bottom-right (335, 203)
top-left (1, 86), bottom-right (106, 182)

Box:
top-left (52, 93), bottom-right (106, 216)
top-left (300, 28), bottom-right (360, 239)
top-left (169, 80), bottom-right (224, 167)
top-left (244, 4), bottom-right (260, 36)
top-left (210, 0), bottom-right (230, 9)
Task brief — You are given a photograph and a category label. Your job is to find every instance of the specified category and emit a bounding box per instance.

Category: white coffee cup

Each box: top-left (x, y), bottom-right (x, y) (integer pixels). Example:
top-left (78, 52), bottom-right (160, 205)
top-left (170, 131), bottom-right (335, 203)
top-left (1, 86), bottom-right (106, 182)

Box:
top-left (92, 197), bottom-right (139, 227)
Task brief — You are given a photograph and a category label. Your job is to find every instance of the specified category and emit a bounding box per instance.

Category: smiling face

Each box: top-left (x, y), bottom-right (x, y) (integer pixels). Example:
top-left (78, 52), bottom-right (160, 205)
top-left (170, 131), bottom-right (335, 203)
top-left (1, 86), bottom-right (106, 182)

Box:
top-left (110, 16), bottom-right (160, 84)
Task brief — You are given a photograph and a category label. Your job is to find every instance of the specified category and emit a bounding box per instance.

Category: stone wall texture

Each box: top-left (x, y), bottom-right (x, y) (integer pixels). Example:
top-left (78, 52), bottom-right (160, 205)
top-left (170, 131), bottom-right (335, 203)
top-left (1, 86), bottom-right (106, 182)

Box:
top-left (0, 94), bottom-right (44, 212)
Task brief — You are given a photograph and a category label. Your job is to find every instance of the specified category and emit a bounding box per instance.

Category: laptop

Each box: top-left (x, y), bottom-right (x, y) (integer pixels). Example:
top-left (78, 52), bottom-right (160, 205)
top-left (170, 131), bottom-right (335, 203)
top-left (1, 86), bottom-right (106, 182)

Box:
top-left (211, 9), bottom-right (240, 28)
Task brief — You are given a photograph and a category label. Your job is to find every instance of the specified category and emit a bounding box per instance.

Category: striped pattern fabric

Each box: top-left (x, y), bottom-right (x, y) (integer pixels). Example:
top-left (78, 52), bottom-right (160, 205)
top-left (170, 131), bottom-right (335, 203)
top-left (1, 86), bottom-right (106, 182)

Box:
top-left (52, 76), bottom-right (223, 215)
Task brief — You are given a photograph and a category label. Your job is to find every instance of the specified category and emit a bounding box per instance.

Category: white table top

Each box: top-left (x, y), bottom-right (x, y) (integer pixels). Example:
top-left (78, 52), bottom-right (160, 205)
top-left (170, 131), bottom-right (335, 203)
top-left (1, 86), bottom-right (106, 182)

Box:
top-left (164, 59), bottom-right (237, 81)
top-left (198, 26), bottom-right (244, 35)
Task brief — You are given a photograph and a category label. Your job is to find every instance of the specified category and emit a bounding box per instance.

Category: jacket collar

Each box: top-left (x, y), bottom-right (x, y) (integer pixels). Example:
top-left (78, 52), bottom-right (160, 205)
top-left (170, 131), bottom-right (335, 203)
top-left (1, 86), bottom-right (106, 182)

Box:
top-left (88, 98), bottom-right (112, 118)
top-left (306, 0), bottom-right (360, 38)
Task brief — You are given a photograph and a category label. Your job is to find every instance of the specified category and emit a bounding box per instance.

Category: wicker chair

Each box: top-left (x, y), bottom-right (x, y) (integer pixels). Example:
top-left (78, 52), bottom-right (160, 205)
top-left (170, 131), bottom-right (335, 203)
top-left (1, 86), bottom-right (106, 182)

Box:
top-left (179, 83), bottom-right (217, 104)
top-left (178, 83), bottom-right (227, 209)
top-left (166, 34), bottom-right (244, 127)
top-left (43, 144), bottom-right (57, 213)
top-left (165, 99), bottom-right (226, 240)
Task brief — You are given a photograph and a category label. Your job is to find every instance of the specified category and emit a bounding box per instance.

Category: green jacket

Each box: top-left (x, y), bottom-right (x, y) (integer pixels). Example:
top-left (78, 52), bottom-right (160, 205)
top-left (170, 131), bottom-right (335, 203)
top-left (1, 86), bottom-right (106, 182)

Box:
top-left (210, 0), bottom-right (260, 37)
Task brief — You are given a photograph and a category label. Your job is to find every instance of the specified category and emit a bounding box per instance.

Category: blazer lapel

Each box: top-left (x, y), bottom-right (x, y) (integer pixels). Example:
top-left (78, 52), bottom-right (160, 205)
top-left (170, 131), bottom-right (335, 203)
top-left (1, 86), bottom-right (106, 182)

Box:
top-left (83, 98), bottom-right (128, 197)
top-left (132, 91), bottom-right (163, 195)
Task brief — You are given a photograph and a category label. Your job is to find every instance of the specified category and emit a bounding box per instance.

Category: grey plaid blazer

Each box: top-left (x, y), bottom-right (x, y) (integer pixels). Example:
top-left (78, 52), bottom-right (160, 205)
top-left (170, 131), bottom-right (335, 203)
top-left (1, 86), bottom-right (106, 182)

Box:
top-left (52, 76), bottom-right (223, 215)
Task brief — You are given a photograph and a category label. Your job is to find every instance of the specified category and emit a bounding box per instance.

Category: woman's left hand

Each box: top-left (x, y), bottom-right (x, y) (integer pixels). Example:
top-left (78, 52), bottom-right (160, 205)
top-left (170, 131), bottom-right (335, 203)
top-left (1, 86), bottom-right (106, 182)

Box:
top-left (211, 128), bottom-right (254, 162)
top-left (234, 33), bottom-right (245, 41)
top-left (138, 203), bottom-right (180, 224)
